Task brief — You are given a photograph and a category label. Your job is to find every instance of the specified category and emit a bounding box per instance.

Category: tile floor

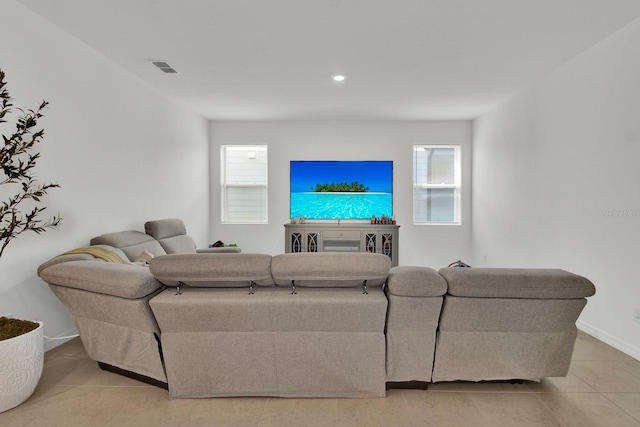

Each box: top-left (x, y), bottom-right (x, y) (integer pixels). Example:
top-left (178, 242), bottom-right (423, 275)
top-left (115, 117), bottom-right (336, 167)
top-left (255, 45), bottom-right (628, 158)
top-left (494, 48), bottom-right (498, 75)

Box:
top-left (2, 331), bottom-right (640, 426)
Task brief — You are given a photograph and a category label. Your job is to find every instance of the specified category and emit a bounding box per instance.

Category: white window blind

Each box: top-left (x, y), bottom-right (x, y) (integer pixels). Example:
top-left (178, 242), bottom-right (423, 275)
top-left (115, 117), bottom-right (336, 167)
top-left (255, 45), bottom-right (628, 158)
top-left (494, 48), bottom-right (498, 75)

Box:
top-left (413, 145), bottom-right (461, 224)
top-left (221, 145), bottom-right (268, 224)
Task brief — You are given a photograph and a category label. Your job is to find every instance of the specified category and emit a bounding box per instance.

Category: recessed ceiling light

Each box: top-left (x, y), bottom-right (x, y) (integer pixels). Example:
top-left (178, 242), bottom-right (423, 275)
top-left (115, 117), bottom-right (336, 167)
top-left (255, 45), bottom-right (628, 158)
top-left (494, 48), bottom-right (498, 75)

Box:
top-left (332, 75), bottom-right (346, 82)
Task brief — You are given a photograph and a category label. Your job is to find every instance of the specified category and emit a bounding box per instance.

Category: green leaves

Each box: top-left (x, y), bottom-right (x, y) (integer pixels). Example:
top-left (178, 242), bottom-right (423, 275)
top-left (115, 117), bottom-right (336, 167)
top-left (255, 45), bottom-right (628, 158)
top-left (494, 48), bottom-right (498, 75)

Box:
top-left (0, 68), bottom-right (61, 258)
top-left (311, 181), bottom-right (370, 193)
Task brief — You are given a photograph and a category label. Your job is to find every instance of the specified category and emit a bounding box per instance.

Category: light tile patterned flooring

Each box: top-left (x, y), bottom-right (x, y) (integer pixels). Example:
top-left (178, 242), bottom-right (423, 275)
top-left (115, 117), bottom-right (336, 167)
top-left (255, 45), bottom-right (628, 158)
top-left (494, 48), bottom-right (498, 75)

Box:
top-left (2, 331), bottom-right (640, 426)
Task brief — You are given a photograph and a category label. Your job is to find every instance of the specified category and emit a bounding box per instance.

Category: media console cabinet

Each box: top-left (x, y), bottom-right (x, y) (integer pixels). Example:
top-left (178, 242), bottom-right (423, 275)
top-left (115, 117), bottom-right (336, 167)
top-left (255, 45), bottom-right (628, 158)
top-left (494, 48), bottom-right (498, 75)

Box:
top-left (284, 223), bottom-right (399, 266)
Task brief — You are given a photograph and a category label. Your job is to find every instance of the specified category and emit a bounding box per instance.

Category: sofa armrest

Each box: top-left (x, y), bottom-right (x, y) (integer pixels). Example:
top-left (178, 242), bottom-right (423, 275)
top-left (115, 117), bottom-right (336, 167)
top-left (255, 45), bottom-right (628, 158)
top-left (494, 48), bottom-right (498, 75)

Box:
top-left (38, 260), bottom-right (163, 299)
top-left (196, 247), bottom-right (241, 253)
top-left (37, 253), bottom-right (96, 276)
top-left (437, 268), bottom-right (596, 299)
top-left (386, 266), bottom-right (447, 297)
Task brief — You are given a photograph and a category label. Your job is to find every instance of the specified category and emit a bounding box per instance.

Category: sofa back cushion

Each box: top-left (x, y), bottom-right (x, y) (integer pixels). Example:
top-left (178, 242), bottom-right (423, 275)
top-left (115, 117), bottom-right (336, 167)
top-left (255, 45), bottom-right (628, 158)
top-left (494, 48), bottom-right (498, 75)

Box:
top-left (271, 252), bottom-right (391, 288)
top-left (90, 230), bottom-right (167, 261)
top-left (144, 218), bottom-right (197, 254)
top-left (149, 253), bottom-right (274, 288)
top-left (386, 266), bottom-right (447, 297)
top-left (438, 267), bottom-right (596, 299)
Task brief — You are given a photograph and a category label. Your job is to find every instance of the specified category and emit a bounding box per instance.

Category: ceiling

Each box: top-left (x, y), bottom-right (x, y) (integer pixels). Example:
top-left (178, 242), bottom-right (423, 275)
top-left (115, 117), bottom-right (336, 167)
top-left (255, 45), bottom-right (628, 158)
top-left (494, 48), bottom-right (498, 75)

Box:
top-left (18, 0), bottom-right (640, 121)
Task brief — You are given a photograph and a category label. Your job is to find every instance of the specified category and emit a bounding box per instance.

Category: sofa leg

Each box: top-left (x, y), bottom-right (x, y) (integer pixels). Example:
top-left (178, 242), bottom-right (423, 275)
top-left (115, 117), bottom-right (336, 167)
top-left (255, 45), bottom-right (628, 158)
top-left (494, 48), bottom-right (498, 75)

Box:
top-left (385, 381), bottom-right (429, 391)
top-left (97, 362), bottom-right (168, 390)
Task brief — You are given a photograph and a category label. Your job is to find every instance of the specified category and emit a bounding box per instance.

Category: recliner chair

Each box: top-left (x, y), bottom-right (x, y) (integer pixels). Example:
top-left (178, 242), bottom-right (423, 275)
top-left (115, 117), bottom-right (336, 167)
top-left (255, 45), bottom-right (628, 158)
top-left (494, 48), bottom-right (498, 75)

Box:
top-left (144, 218), bottom-right (241, 253)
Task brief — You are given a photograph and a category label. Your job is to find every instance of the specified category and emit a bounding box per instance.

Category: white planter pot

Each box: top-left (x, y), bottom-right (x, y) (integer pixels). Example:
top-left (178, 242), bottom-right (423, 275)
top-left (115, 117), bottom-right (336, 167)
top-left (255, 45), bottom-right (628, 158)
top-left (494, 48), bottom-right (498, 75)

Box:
top-left (0, 321), bottom-right (44, 413)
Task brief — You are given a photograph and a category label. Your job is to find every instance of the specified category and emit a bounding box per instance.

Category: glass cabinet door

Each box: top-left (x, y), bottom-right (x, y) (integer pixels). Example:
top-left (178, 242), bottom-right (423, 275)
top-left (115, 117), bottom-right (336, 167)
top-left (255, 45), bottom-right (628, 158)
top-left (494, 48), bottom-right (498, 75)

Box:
top-left (307, 232), bottom-right (319, 252)
top-left (382, 233), bottom-right (393, 261)
top-left (364, 233), bottom-right (377, 253)
top-left (291, 232), bottom-right (303, 253)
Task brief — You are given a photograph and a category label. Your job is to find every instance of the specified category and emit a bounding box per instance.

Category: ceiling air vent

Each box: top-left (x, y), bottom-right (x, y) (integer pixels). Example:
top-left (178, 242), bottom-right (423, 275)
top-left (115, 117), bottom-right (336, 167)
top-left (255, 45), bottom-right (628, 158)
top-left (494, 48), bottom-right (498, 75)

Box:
top-left (150, 60), bottom-right (178, 74)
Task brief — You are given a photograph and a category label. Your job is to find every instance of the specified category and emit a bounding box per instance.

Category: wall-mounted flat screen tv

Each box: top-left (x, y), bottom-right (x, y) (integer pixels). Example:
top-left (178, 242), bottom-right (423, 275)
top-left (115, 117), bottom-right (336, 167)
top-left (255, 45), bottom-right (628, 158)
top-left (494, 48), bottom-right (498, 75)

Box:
top-left (290, 160), bottom-right (393, 220)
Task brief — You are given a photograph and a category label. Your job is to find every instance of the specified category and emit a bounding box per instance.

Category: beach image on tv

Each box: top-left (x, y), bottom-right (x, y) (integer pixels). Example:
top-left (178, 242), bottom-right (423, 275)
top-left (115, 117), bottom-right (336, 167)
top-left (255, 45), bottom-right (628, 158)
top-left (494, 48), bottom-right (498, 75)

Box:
top-left (290, 161), bottom-right (393, 219)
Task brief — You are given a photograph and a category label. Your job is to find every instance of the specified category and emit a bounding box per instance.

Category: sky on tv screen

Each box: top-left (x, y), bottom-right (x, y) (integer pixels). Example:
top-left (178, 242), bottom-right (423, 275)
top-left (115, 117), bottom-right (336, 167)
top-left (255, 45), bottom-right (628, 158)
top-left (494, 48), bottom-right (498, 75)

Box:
top-left (290, 161), bottom-right (393, 193)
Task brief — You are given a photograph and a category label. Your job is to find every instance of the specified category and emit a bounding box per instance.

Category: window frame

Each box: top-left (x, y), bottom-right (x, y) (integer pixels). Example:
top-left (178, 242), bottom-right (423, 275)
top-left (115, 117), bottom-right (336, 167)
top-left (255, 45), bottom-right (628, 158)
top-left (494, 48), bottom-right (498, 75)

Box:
top-left (220, 144), bottom-right (268, 224)
top-left (413, 144), bottom-right (461, 225)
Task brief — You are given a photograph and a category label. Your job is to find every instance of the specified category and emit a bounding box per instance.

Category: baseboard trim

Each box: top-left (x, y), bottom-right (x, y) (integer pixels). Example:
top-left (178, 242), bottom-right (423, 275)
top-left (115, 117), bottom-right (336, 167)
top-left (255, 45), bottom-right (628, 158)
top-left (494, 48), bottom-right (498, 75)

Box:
top-left (577, 320), bottom-right (640, 361)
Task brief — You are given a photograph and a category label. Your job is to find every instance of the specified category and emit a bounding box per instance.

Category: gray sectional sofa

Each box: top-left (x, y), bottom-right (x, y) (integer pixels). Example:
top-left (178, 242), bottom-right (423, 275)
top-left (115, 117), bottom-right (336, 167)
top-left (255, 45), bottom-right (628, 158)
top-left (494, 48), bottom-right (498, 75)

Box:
top-left (37, 219), bottom-right (596, 398)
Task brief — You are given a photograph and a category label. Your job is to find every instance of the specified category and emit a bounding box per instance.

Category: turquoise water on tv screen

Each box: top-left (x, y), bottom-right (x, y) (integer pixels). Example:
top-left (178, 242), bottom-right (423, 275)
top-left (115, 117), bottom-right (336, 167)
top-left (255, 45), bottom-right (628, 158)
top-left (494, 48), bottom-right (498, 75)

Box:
top-left (290, 192), bottom-right (392, 219)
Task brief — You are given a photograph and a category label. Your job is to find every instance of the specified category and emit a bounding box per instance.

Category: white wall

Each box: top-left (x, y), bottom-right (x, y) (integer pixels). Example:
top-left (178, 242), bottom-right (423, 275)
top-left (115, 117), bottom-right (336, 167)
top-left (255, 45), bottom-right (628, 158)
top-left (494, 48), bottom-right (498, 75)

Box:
top-left (0, 1), bottom-right (210, 350)
top-left (210, 120), bottom-right (472, 268)
top-left (473, 17), bottom-right (640, 359)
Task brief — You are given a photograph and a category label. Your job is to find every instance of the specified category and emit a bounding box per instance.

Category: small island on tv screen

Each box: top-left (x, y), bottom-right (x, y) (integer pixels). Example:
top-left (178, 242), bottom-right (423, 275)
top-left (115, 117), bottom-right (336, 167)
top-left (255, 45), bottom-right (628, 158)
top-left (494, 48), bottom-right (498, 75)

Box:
top-left (290, 160), bottom-right (393, 220)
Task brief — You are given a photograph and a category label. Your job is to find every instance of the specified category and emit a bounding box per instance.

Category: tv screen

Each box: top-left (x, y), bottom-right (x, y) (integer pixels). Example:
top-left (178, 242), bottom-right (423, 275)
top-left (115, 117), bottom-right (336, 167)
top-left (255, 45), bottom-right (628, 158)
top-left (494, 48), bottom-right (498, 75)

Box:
top-left (290, 160), bottom-right (393, 220)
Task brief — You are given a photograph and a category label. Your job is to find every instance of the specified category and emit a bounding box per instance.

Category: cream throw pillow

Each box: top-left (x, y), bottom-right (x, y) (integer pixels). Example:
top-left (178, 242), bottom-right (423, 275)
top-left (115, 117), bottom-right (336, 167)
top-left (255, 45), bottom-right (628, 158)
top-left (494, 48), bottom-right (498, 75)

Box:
top-left (134, 249), bottom-right (155, 264)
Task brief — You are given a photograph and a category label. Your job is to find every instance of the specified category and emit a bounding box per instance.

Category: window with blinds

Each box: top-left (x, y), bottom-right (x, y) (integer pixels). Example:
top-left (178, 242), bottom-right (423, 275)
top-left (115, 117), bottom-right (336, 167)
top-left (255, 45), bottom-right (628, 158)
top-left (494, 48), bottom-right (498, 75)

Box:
top-left (413, 145), bottom-right (461, 224)
top-left (221, 145), bottom-right (268, 224)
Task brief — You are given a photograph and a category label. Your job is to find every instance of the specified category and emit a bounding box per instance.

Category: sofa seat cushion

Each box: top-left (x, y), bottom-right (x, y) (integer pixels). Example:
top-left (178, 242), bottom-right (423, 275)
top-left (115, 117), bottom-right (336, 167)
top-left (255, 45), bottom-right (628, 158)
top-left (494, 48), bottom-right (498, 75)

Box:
top-left (386, 266), bottom-right (447, 297)
top-left (149, 253), bottom-right (274, 287)
top-left (150, 286), bottom-right (387, 333)
top-left (438, 268), bottom-right (596, 299)
top-left (38, 260), bottom-right (163, 299)
top-left (271, 252), bottom-right (391, 288)
top-left (90, 230), bottom-right (167, 261)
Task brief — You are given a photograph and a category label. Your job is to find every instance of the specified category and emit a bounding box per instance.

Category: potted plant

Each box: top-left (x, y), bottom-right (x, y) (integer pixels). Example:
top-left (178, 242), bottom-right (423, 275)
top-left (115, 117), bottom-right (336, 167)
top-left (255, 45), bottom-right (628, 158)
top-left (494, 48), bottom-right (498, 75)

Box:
top-left (0, 317), bottom-right (44, 413)
top-left (0, 68), bottom-right (61, 413)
